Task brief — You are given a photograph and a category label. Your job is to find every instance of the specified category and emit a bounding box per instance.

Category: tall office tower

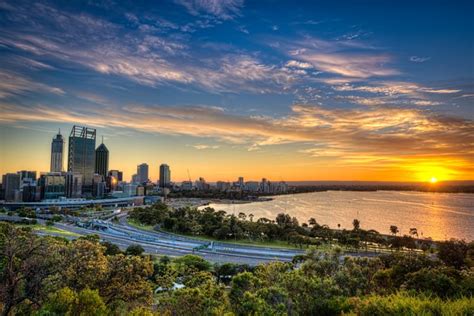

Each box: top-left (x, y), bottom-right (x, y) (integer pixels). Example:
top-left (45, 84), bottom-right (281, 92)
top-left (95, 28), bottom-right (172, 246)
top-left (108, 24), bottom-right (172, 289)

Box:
top-left (95, 139), bottom-right (109, 178)
top-left (50, 130), bottom-right (64, 172)
top-left (68, 126), bottom-right (96, 193)
top-left (238, 177), bottom-right (244, 188)
top-left (2, 173), bottom-right (20, 201)
top-left (137, 163), bottom-right (149, 184)
top-left (159, 164), bottom-right (171, 188)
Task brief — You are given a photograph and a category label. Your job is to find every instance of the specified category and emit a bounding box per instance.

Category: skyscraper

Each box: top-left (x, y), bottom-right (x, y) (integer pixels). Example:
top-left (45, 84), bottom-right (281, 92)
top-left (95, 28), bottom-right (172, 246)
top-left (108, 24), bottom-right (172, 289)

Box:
top-left (67, 126), bottom-right (96, 192)
top-left (159, 164), bottom-right (171, 188)
top-left (137, 163), bottom-right (149, 184)
top-left (2, 173), bottom-right (20, 201)
top-left (95, 138), bottom-right (109, 179)
top-left (50, 130), bottom-right (64, 172)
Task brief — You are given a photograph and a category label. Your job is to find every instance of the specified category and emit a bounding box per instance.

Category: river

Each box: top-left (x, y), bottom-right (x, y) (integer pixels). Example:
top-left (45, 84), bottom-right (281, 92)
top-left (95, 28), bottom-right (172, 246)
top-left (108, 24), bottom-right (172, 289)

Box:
top-left (204, 191), bottom-right (474, 241)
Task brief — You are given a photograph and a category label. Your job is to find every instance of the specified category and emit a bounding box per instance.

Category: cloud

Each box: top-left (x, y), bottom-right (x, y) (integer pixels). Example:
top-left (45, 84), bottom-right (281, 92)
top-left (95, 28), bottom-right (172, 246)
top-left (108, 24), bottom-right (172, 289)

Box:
top-left (237, 25), bottom-right (249, 34)
top-left (190, 144), bottom-right (220, 150)
top-left (2, 102), bottom-right (473, 167)
top-left (0, 3), bottom-right (305, 95)
top-left (174, 0), bottom-right (244, 20)
top-left (0, 70), bottom-right (65, 98)
top-left (277, 36), bottom-right (397, 79)
top-left (332, 82), bottom-right (461, 96)
top-left (410, 56), bottom-right (431, 63)
top-left (299, 53), bottom-right (398, 78)
top-left (285, 60), bottom-right (314, 69)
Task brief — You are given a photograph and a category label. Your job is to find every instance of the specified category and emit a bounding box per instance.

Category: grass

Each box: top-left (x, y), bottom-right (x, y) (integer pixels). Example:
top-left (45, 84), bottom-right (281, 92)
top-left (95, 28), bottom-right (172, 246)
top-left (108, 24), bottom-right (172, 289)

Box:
top-left (127, 219), bottom-right (328, 250)
top-left (127, 219), bottom-right (397, 253)
top-left (19, 224), bottom-right (80, 237)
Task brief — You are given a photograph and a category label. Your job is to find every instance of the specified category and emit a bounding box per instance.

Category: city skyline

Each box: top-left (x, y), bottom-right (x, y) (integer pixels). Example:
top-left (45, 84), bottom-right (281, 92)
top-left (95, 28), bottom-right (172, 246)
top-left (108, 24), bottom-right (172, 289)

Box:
top-left (1, 1), bottom-right (473, 182)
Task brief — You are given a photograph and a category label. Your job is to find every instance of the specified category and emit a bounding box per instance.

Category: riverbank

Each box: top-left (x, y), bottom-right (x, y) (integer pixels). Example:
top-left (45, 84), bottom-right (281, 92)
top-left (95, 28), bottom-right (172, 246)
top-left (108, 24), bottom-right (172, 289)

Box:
top-left (167, 196), bottom-right (274, 210)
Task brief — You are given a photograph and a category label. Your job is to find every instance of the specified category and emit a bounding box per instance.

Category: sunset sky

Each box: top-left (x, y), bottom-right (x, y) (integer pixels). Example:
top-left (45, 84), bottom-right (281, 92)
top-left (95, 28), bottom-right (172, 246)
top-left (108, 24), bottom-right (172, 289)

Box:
top-left (0, 0), bottom-right (473, 182)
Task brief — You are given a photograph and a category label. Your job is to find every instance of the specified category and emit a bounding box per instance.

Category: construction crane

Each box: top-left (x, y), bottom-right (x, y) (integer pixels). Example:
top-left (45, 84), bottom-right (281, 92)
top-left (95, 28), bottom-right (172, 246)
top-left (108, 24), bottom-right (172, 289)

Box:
top-left (187, 169), bottom-right (192, 182)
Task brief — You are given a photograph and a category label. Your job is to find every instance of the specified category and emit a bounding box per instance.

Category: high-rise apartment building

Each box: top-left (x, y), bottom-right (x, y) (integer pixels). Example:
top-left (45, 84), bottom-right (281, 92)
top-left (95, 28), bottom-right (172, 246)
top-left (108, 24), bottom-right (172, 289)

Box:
top-left (50, 130), bottom-right (64, 172)
top-left (68, 126), bottom-right (96, 193)
top-left (95, 140), bottom-right (109, 179)
top-left (159, 164), bottom-right (171, 188)
top-left (137, 163), bottom-right (149, 184)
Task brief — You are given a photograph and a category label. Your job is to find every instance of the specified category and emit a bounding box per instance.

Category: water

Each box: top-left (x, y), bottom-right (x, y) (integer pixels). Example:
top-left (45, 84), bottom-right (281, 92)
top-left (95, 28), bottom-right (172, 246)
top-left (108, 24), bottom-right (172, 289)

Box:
top-left (204, 191), bottom-right (474, 241)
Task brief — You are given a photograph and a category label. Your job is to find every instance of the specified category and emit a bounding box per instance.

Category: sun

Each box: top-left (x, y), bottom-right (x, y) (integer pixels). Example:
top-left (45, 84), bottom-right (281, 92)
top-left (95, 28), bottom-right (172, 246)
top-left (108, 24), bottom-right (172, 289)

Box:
top-left (430, 177), bottom-right (438, 184)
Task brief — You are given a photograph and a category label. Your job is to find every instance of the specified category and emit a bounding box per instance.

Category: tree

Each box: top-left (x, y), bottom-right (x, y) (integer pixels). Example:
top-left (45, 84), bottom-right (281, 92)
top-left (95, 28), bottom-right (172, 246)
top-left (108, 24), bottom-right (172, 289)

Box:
top-left (175, 255), bottom-right (211, 274)
top-left (101, 241), bottom-right (122, 256)
top-left (352, 219), bottom-right (360, 231)
top-left (409, 228), bottom-right (418, 238)
top-left (63, 239), bottom-right (109, 291)
top-left (390, 225), bottom-right (399, 236)
top-left (437, 240), bottom-right (469, 269)
top-left (69, 288), bottom-right (108, 316)
top-left (126, 244), bottom-right (144, 256)
top-left (0, 223), bottom-right (65, 316)
top-left (100, 254), bottom-right (153, 307)
top-left (249, 214), bottom-right (254, 222)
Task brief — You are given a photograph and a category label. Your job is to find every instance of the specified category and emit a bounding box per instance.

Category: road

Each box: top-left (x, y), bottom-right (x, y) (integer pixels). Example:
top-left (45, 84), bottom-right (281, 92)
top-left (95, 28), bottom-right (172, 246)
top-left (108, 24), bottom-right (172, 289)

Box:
top-left (1, 213), bottom-right (379, 265)
top-left (0, 213), bottom-right (304, 265)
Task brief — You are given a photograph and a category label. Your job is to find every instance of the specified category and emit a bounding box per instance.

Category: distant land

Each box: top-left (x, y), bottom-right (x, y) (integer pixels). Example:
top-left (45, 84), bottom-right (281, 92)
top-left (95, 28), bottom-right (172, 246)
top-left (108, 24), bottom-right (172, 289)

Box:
top-left (285, 180), bottom-right (474, 194)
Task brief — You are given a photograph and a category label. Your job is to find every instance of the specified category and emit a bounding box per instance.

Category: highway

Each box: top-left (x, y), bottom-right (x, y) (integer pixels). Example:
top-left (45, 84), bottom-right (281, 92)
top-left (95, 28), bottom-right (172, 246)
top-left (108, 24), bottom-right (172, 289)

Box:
top-left (1, 213), bottom-right (379, 265)
top-left (0, 213), bottom-right (304, 265)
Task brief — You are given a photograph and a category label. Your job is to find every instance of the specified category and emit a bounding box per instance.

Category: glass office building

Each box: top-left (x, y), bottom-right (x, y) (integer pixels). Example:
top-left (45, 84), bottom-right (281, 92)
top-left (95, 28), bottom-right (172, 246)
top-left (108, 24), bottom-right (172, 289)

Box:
top-left (68, 126), bottom-right (96, 194)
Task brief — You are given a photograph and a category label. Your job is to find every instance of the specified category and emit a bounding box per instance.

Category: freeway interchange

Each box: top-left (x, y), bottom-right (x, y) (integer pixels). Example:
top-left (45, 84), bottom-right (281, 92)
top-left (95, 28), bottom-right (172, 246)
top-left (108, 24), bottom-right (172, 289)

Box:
top-left (1, 213), bottom-right (304, 265)
top-left (1, 212), bottom-right (380, 265)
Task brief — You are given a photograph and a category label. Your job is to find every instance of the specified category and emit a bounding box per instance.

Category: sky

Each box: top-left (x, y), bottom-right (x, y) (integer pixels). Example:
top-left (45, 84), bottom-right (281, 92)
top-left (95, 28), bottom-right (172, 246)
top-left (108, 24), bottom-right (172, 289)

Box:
top-left (0, 0), bottom-right (473, 182)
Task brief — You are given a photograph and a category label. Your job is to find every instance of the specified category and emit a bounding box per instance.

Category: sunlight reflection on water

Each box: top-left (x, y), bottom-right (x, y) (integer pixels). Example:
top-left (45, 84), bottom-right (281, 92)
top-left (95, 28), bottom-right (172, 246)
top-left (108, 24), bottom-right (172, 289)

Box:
top-left (206, 191), bottom-right (474, 241)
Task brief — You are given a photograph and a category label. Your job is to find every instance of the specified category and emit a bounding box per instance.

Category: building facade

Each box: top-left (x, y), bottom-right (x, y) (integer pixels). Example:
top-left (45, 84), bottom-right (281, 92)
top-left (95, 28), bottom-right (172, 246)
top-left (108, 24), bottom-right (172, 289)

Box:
top-left (95, 142), bottom-right (109, 179)
top-left (39, 172), bottom-right (66, 200)
top-left (50, 130), bottom-right (64, 172)
top-left (2, 173), bottom-right (20, 201)
top-left (65, 172), bottom-right (82, 198)
top-left (137, 163), bottom-right (149, 184)
top-left (159, 164), bottom-right (171, 188)
top-left (67, 126), bottom-right (96, 193)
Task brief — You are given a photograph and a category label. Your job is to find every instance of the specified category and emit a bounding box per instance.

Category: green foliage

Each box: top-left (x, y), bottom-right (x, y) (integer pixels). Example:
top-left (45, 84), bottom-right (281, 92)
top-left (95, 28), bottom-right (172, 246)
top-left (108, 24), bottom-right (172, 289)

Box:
top-left (174, 254), bottom-right (212, 273)
top-left (352, 292), bottom-right (474, 316)
top-left (0, 222), bottom-right (472, 315)
top-left (438, 239), bottom-right (472, 269)
top-left (126, 244), bottom-right (145, 256)
top-left (101, 241), bottom-right (122, 256)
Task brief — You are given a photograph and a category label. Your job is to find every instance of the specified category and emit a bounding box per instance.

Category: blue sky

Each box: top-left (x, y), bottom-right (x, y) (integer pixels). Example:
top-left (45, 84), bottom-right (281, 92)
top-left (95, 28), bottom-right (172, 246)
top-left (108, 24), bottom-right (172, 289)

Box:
top-left (0, 0), bottom-right (473, 181)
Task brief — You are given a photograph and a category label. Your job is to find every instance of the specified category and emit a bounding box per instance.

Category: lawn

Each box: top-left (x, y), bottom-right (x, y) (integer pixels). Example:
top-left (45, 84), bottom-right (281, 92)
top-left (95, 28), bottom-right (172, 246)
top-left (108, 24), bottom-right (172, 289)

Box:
top-left (19, 224), bottom-right (80, 237)
top-left (127, 219), bottom-right (325, 250)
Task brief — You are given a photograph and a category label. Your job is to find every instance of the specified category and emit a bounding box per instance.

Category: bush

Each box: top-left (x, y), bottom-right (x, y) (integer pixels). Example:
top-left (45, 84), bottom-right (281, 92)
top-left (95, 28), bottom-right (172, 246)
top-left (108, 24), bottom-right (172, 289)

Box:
top-left (126, 244), bottom-right (145, 256)
top-left (353, 292), bottom-right (474, 316)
